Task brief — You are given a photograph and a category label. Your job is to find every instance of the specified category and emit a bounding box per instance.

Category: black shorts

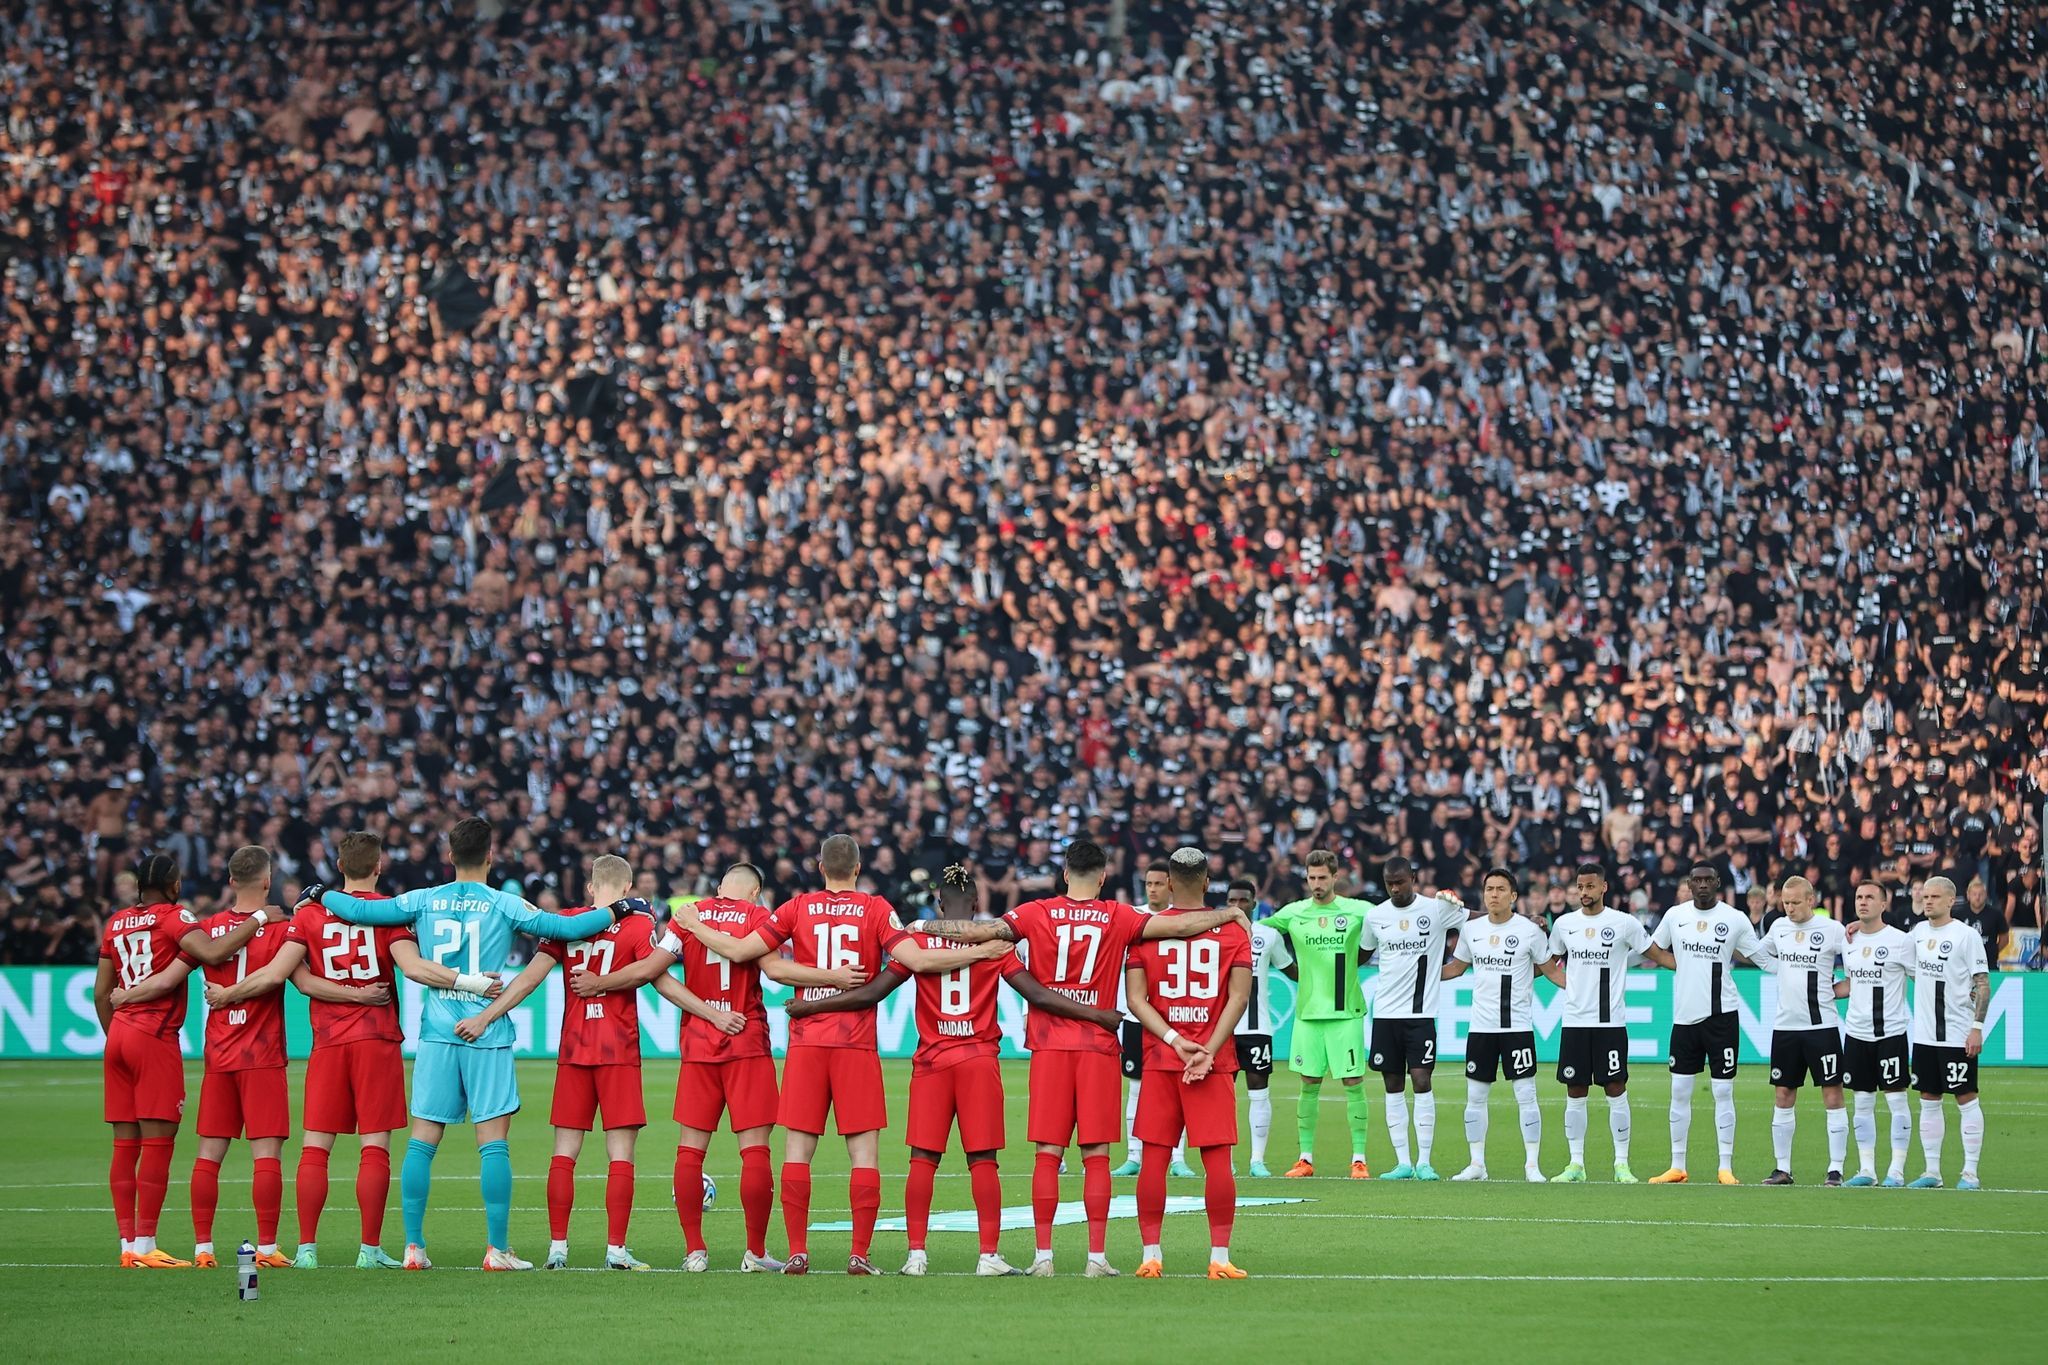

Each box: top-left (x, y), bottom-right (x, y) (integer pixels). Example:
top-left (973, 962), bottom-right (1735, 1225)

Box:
top-left (1120, 1019), bottom-right (1144, 1081)
top-left (1769, 1029), bottom-right (1843, 1089)
top-left (1669, 1014), bottom-right (1740, 1079)
top-left (1556, 1026), bottom-right (1630, 1087)
top-left (1465, 1031), bottom-right (1537, 1084)
top-left (1369, 1018), bottom-right (1437, 1075)
top-left (1237, 1032), bottom-right (1273, 1083)
top-left (1843, 1035), bottom-right (1910, 1093)
top-left (1910, 1044), bottom-right (1979, 1097)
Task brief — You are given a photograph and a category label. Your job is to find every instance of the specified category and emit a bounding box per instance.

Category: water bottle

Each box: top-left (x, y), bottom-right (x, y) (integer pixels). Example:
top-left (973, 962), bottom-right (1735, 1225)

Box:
top-left (237, 1241), bottom-right (258, 1301)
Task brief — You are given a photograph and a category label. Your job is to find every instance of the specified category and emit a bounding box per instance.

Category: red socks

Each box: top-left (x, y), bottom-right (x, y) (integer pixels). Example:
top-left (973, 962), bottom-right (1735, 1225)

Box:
top-left (848, 1167), bottom-right (882, 1259)
top-left (1136, 1144), bottom-right (1168, 1246)
top-left (903, 1156), bottom-right (938, 1252)
top-left (605, 1160), bottom-right (634, 1248)
top-left (739, 1145), bottom-right (773, 1258)
top-left (780, 1162), bottom-right (812, 1256)
top-left (296, 1147), bottom-right (330, 1245)
top-left (547, 1155), bottom-right (576, 1242)
top-left (969, 1159), bottom-right (1002, 1255)
top-left (190, 1156), bottom-right (222, 1243)
top-left (1201, 1146), bottom-right (1235, 1249)
top-left (1032, 1149), bottom-right (1061, 1253)
top-left (110, 1138), bottom-right (140, 1242)
top-left (252, 1155), bottom-right (283, 1247)
top-left (357, 1145), bottom-right (391, 1246)
top-left (1082, 1153), bottom-right (1110, 1255)
top-left (674, 1146), bottom-right (708, 1253)
top-left (136, 1138), bottom-right (174, 1238)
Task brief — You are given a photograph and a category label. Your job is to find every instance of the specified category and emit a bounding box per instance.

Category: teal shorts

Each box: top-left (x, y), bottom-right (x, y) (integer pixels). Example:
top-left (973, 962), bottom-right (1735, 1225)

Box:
top-left (411, 1040), bottom-right (520, 1124)
top-left (1290, 1017), bottom-right (1368, 1080)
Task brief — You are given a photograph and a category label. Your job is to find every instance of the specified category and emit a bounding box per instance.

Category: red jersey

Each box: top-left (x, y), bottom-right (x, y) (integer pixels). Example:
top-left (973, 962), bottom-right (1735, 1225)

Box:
top-left (197, 909), bottom-right (293, 1071)
top-left (1126, 909), bottom-right (1253, 1074)
top-left (889, 933), bottom-right (1027, 1074)
top-left (286, 897), bottom-right (414, 1047)
top-left (658, 897), bottom-right (772, 1062)
top-left (539, 911), bottom-right (655, 1067)
top-left (755, 889), bottom-right (909, 1049)
top-left (99, 901), bottom-right (201, 1040)
top-left (1001, 894), bottom-right (1150, 1055)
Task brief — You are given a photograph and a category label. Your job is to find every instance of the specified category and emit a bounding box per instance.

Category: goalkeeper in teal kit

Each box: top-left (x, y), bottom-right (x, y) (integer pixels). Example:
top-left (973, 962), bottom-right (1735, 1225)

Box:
top-left (305, 817), bottom-right (630, 1271)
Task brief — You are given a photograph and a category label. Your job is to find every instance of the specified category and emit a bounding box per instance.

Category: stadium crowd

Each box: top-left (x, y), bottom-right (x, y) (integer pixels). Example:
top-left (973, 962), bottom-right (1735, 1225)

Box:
top-left (1, 0), bottom-right (2044, 964)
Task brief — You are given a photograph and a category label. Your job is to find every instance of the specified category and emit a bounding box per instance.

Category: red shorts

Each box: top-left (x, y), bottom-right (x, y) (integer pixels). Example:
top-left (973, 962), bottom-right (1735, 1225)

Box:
top-left (303, 1039), bottom-right (407, 1135)
top-left (103, 1027), bottom-right (186, 1125)
top-left (1025, 1048), bottom-right (1124, 1147)
top-left (198, 1065), bottom-right (292, 1141)
top-left (674, 1055), bottom-right (779, 1134)
top-left (1134, 1067), bottom-right (1237, 1150)
top-left (777, 1045), bottom-right (886, 1136)
top-left (551, 1062), bottom-right (647, 1131)
top-left (906, 1055), bottom-right (1005, 1154)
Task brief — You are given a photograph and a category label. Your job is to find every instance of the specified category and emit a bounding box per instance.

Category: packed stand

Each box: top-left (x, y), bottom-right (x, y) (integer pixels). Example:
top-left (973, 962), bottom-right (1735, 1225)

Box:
top-left (0, 0), bottom-right (2042, 967)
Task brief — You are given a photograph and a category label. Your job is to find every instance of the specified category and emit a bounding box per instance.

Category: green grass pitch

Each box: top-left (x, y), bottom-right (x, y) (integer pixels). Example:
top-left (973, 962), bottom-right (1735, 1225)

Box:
top-left (0, 1059), bottom-right (2040, 1363)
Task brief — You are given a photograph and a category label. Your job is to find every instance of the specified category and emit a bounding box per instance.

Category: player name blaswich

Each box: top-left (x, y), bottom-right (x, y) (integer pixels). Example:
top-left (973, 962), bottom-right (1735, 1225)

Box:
top-left (1167, 1005), bottom-right (1214, 1024)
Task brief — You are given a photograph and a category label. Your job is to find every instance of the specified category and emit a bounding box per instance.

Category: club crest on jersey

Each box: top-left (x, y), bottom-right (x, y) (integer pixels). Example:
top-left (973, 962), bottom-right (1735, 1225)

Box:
top-left (1874, 947), bottom-right (1888, 960)
top-left (1938, 940), bottom-right (1953, 956)
top-left (1714, 921), bottom-right (1731, 939)
top-left (1600, 926), bottom-right (1616, 944)
top-left (180, 909), bottom-right (199, 925)
top-left (1809, 931), bottom-right (1825, 948)
top-left (1335, 916), bottom-right (1348, 930)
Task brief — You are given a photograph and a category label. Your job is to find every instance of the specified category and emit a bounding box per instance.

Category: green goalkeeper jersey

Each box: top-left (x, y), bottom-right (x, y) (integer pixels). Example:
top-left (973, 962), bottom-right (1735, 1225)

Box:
top-left (1265, 895), bottom-right (1376, 1020)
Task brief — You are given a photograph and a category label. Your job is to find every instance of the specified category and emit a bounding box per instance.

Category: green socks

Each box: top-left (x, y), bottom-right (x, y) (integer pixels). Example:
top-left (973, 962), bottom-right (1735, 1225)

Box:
top-left (1345, 1083), bottom-right (1372, 1156)
top-left (1298, 1084), bottom-right (1320, 1159)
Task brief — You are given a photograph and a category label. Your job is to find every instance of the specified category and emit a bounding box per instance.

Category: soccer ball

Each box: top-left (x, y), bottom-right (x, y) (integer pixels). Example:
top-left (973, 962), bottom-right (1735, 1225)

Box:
top-left (701, 1173), bottom-right (717, 1211)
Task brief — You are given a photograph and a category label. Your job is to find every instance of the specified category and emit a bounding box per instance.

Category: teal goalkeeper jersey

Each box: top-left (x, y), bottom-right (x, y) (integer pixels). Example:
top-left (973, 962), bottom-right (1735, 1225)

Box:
top-left (1265, 895), bottom-right (1375, 1020)
top-left (321, 882), bottom-right (611, 1049)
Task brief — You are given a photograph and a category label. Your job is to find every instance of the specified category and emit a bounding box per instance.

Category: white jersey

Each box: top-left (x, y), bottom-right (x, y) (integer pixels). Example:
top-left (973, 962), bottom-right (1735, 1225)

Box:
top-left (1548, 907), bottom-right (1650, 1027)
top-left (1909, 918), bottom-right (1988, 1047)
top-left (1758, 915), bottom-right (1847, 1032)
top-left (1840, 924), bottom-right (1913, 1041)
top-left (1451, 915), bottom-right (1552, 1033)
top-left (1361, 896), bottom-right (1465, 1020)
top-left (1651, 900), bottom-right (1762, 1025)
top-left (1237, 921), bottom-right (1292, 1036)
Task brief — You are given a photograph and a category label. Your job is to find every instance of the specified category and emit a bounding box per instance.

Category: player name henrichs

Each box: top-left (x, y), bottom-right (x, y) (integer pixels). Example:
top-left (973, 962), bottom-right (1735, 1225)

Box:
top-left (1167, 1005), bottom-right (1216, 1024)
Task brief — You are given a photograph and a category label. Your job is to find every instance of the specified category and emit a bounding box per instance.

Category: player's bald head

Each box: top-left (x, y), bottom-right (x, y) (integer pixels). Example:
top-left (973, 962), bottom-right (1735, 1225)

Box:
top-left (720, 862), bottom-right (765, 899)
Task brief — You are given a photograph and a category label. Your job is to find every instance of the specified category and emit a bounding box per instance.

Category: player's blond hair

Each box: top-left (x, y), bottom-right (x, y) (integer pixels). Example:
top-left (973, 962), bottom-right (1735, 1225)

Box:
top-left (1781, 875), bottom-right (1814, 898)
top-left (590, 854), bottom-right (633, 895)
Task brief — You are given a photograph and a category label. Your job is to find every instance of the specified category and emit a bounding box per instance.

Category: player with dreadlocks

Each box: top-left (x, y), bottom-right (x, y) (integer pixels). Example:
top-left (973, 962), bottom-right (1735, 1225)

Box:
top-left (788, 864), bottom-right (1122, 1276)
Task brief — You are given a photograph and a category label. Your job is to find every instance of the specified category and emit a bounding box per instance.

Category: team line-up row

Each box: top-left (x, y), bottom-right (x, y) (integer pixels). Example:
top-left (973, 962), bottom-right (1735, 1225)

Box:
top-left (94, 823), bottom-right (1992, 1280)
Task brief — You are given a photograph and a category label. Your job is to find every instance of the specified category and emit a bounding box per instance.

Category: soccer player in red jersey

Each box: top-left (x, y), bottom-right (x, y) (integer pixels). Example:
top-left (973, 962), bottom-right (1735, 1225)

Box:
top-left (573, 862), bottom-right (866, 1274)
top-left (207, 831), bottom-right (474, 1269)
top-left (794, 863), bottom-right (1124, 1276)
top-left (671, 833), bottom-right (1003, 1275)
top-left (94, 851), bottom-right (276, 1268)
top-left (462, 855), bottom-right (687, 1273)
top-left (1125, 846), bottom-right (1255, 1279)
top-left (908, 838), bottom-right (1242, 1276)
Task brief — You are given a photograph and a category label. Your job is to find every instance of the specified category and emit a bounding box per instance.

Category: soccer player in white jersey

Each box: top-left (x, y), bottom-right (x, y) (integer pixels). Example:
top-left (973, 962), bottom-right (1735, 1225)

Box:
top-left (1645, 865), bottom-right (1761, 1185)
top-left (1755, 877), bottom-right (1849, 1186)
top-left (1228, 878), bottom-right (1290, 1177)
top-left (1906, 876), bottom-right (1989, 1189)
top-left (1547, 864), bottom-right (1651, 1183)
top-left (1440, 868), bottom-right (1560, 1182)
top-left (1360, 858), bottom-right (1469, 1181)
top-left (1115, 863), bottom-right (1191, 1177)
top-left (1836, 882), bottom-right (1916, 1186)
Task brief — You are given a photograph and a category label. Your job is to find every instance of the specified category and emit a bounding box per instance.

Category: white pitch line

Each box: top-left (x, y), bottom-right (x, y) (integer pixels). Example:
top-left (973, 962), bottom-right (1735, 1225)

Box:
top-left (1233, 1209), bottom-right (2043, 1236)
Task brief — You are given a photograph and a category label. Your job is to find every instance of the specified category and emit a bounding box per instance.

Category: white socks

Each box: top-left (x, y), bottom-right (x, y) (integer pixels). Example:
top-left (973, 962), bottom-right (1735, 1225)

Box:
top-left (1711, 1078), bottom-right (1737, 1168)
top-left (1142, 1242), bottom-right (1162, 1264)
top-left (1385, 1092), bottom-right (1411, 1165)
top-left (1609, 1093), bottom-right (1632, 1163)
top-left (1771, 1105), bottom-right (1796, 1171)
top-left (1958, 1098), bottom-right (1984, 1179)
top-left (1886, 1091), bottom-right (1911, 1179)
top-left (1125, 1079), bottom-right (1143, 1161)
top-left (1853, 1092), bottom-right (1877, 1174)
top-left (1210, 1244), bottom-right (1230, 1265)
top-left (1249, 1088), bottom-right (1273, 1165)
top-left (1465, 1080), bottom-right (1492, 1156)
top-left (1172, 1136), bottom-right (1187, 1166)
top-left (549, 1238), bottom-right (569, 1259)
top-left (1919, 1098), bottom-right (1945, 1176)
top-left (1414, 1092), bottom-right (1437, 1165)
top-left (1564, 1094), bottom-right (1589, 1162)
top-left (1513, 1079), bottom-right (1542, 1163)
top-left (195, 1240), bottom-right (215, 1257)
top-left (1668, 1072), bottom-right (1696, 1169)
top-left (1825, 1105), bottom-right (1848, 1173)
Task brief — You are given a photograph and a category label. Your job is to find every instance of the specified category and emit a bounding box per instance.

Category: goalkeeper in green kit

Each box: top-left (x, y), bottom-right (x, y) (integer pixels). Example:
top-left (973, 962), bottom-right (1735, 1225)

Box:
top-left (1265, 849), bottom-right (1376, 1178)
